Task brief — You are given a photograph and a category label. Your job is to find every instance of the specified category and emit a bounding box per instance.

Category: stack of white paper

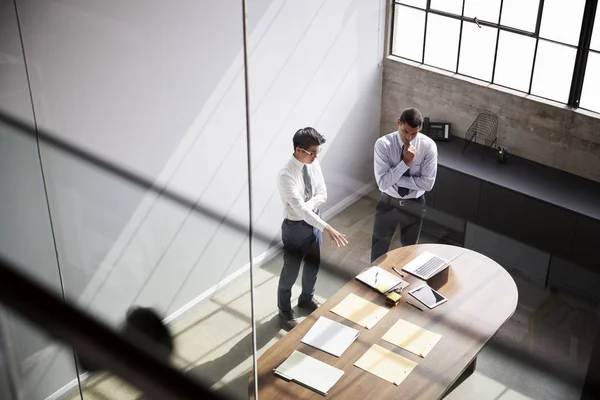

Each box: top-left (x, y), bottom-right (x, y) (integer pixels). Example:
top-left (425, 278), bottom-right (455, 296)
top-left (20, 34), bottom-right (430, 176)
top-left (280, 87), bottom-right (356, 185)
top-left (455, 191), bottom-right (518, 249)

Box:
top-left (274, 350), bottom-right (345, 396)
top-left (356, 266), bottom-right (408, 293)
top-left (301, 316), bottom-right (360, 357)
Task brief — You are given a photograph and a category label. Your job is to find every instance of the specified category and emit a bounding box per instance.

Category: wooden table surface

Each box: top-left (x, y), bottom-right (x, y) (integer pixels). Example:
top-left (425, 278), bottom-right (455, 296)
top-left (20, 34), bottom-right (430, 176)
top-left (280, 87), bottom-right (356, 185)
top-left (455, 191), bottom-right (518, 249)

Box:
top-left (249, 243), bottom-right (518, 400)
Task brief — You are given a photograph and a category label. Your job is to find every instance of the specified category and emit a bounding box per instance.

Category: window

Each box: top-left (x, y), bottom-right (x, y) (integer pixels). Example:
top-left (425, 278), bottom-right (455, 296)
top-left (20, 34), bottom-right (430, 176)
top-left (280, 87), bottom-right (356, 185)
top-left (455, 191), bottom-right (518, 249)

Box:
top-left (464, 0), bottom-right (501, 24)
top-left (494, 32), bottom-right (536, 92)
top-left (580, 4), bottom-right (600, 113)
top-left (580, 52), bottom-right (600, 112)
top-left (531, 41), bottom-right (577, 103)
top-left (592, 3), bottom-right (600, 51)
top-left (424, 13), bottom-right (460, 71)
top-left (392, 5), bottom-right (425, 62)
top-left (458, 22), bottom-right (497, 81)
top-left (389, 0), bottom-right (600, 113)
top-left (500, 0), bottom-right (540, 32)
top-left (430, 0), bottom-right (463, 15)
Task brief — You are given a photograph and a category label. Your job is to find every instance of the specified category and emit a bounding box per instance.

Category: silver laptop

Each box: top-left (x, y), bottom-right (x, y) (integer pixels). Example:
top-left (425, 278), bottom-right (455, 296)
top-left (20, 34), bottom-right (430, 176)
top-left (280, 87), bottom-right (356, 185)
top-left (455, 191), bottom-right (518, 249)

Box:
top-left (401, 251), bottom-right (461, 280)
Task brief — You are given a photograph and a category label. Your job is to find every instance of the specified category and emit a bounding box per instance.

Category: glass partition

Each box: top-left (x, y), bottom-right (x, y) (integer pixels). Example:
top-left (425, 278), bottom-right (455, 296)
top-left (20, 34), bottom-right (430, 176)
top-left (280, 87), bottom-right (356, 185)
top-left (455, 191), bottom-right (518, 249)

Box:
top-left (1, 1), bottom-right (600, 400)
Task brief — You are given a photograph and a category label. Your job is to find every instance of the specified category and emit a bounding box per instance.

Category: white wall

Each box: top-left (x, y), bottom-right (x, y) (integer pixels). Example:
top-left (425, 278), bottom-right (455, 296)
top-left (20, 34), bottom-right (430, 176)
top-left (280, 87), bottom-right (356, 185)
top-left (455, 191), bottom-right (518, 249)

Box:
top-left (2, 0), bottom-right (385, 398)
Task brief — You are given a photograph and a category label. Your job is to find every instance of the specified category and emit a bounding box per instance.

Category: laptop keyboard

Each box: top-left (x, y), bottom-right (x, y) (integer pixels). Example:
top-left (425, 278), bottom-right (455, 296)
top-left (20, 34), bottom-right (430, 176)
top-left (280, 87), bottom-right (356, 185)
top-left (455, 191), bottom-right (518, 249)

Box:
top-left (414, 257), bottom-right (446, 277)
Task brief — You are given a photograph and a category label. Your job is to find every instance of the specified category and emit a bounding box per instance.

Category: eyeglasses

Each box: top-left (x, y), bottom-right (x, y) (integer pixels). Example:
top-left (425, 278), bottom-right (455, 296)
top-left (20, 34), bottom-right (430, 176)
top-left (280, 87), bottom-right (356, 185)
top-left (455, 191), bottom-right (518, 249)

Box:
top-left (300, 148), bottom-right (321, 157)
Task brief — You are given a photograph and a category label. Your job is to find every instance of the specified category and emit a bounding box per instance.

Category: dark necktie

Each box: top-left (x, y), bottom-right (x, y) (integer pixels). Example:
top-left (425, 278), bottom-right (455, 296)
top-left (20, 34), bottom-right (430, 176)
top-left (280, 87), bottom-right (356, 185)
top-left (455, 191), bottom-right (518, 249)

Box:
top-left (303, 164), bottom-right (313, 201)
top-left (397, 145), bottom-right (411, 197)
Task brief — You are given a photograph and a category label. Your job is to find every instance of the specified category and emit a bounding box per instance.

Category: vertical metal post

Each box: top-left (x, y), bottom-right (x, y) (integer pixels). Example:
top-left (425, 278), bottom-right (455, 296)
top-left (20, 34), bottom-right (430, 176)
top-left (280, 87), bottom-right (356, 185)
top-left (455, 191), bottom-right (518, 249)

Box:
top-left (240, 1), bottom-right (259, 399)
top-left (568, 0), bottom-right (598, 107)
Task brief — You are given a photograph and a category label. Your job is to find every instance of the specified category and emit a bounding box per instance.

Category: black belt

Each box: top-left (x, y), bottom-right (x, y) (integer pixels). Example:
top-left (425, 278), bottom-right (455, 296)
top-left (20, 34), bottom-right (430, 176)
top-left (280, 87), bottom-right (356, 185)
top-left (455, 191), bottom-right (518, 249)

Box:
top-left (284, 219), bottom-right (308, 225)
top-left (381, 192), bottom-right (423, 207)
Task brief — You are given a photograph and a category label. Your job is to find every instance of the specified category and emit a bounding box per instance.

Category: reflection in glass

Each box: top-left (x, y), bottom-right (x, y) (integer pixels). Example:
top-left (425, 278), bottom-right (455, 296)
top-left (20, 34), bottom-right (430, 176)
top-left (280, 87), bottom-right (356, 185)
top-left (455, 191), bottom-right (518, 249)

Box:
top-left (458, 22), bottom-right (498, 82)
top-left (494, 31), bottom-right (536, 92)
top-left (463, 0), bottom-right (501, 23)
top-left (531, 40), bottom-right (577, 103)
top-left (0, 308), bottom-right (81, 400)
top-left (430, 0), bottom-right (463, 15)
top-left (392, 5), bottom-right (426, 62)
top-left (425, 14), bottom-right (461, 72)
top-left (540, 0), bottom-right (586, 46)
top-left (580, 52), bottom-right (600, 113)
top-left (500, 0), bottom-right (540, 32)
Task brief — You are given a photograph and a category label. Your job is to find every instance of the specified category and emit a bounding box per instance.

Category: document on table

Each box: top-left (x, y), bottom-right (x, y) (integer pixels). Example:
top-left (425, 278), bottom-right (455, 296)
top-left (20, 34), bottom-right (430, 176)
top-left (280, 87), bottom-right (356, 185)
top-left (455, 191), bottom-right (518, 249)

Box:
top-left (330, 293), bottom-right (389, 329)
top-left (274, 350), bottom-right (344, 396)
top-left (354, 344), bottom-right (417, 386)
top-left (355, 266), bottom-right (409, 293)
top-left (301, 316), bottom-right (360, 357)
top-left (382, 319), bottom-right (442, 358)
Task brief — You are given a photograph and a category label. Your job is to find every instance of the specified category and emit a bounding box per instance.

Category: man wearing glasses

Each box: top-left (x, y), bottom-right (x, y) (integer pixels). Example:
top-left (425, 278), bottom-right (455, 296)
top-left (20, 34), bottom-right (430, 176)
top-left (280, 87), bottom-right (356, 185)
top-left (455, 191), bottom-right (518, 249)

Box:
top-left (277, 127), bottom-right (348, 330)
top-left (371, 107), bottom-right (438, 262)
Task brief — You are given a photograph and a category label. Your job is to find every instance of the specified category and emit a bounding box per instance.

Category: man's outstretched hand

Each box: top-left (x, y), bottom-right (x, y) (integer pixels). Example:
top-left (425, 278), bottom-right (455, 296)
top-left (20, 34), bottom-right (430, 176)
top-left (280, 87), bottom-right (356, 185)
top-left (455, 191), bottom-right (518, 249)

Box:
top-left (324, 225), bottom-right (348, 247)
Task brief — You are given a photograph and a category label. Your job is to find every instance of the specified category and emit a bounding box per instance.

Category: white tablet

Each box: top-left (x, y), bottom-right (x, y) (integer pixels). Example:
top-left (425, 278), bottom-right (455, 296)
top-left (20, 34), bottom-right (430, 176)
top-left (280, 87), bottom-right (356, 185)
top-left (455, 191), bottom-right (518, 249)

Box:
top-left (408, 285), bottom-right (447, 309)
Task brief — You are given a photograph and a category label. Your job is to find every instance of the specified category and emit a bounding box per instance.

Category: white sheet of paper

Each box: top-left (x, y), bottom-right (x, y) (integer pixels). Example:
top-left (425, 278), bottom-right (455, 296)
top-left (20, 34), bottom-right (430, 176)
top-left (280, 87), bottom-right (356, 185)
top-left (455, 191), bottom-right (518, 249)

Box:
top-left (274, 350), bottom-right (344, 395)
top-left (330, 293), bottom-right (389, 329)
top-left (301, 316), bottom-right (360, 357)
top-left (356, 266), bottom-right (408, 293)
top-left (382, 318), bottom-right (442, 358)
top-left (354, 344), bottom-right (417, 386)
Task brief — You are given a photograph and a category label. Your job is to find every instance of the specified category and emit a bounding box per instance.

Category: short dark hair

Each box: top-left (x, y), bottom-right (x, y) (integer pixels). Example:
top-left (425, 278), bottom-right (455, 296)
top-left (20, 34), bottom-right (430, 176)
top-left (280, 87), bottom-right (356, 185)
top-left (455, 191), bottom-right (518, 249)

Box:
top-left (399, 107), bottom-right (423, 128)
top-left (293, 127), bottom-right (326, 150)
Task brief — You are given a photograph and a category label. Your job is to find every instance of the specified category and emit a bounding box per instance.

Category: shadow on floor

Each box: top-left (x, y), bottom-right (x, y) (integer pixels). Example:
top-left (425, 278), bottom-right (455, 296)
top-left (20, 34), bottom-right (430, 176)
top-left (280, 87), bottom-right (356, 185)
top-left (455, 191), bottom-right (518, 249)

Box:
top-left (167, 315), bottom-right (283, 400)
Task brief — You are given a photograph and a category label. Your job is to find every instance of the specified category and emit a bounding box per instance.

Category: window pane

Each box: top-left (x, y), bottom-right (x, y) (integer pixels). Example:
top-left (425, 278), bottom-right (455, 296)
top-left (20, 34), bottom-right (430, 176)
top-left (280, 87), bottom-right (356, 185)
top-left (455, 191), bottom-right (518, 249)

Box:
top-left (494, 31), bottom-right (536, 92)
top-left (458, 22), bottom-right (497, 81)
top-left (580, 52), bottom-right (600, 113)
top-left (398, 0), bottom-right (426, 8)
top-left (591, 4), bottom-right (600, 51)
top-left (424, 14), bottom-right (461, 72)
top-left (501, 0), bottom-right (540, 32)
top-left (430, 0), bottom-right (463, 15)
top-left (464, 0), bottom-right (501, 23)
top-left (540, 0), bottom-right (585, 46)
top-left (392, 5), bottom-right (426, 61)
top-left (531, 40), bottom-right (576, 103)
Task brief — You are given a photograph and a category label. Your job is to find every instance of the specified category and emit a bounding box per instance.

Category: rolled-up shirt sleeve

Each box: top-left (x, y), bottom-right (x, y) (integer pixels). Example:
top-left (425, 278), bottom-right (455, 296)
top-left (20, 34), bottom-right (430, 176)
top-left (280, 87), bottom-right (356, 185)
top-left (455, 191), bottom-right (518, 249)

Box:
top-left (278, 171), bottom-right (328, 231)
top-left (374, 139), bottom-right (410, 192)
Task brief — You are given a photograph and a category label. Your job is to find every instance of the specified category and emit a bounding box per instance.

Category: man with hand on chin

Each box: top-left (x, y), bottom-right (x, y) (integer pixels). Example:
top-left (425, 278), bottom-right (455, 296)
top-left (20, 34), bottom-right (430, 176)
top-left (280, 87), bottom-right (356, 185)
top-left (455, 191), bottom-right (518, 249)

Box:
top-left (277, 127), bottom-right (348, 330)
top-left (371, 107), bottom-right (438, 263)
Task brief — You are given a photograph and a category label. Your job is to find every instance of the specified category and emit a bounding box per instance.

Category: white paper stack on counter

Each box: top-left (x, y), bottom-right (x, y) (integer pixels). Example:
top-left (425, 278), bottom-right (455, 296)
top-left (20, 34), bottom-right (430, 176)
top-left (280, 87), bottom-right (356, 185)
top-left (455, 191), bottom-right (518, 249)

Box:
top-left (301, 316), bottom-right (360, 357)
top-left (274, 350), bottom-right (345, 396)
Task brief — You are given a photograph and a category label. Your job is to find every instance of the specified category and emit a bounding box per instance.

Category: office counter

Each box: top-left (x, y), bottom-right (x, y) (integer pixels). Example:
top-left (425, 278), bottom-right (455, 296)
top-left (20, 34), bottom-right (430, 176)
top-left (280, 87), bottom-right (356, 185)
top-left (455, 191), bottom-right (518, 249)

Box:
top-left (425, 137), bottom-right (599, 279)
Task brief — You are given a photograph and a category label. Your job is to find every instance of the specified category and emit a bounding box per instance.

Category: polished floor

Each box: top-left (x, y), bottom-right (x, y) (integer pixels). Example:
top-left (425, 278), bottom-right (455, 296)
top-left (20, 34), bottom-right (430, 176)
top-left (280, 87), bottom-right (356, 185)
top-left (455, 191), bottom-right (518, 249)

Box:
top-left (71, 190), bottom-right (600, 400)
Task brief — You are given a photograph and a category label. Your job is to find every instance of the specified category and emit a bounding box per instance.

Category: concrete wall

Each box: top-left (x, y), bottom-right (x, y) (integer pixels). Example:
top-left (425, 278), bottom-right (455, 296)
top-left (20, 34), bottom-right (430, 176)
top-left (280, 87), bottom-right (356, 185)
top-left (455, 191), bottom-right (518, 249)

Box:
top-left (381, 56), bottom-right (600, 183)
top-left (1, 0), bottom-right (385, 398)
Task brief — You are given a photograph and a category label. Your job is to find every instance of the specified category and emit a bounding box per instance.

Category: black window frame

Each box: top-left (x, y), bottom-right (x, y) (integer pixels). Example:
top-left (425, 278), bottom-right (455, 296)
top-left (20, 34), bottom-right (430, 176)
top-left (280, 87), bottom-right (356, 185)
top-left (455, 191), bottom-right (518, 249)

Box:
top-left (389, 0), bottom-right (599, 111)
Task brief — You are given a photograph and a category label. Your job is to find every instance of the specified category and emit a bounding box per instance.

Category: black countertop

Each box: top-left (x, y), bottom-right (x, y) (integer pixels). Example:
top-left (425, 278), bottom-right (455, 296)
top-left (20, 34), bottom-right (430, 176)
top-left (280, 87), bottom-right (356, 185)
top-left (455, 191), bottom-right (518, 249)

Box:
top-left (436, 138), bottom-right (600, 221)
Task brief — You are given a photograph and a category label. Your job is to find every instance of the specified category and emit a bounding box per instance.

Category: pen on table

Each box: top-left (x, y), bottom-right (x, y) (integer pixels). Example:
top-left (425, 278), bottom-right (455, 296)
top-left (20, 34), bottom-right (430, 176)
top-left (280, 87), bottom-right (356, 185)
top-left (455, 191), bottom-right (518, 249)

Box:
top-left (392, 266), bottom-right (405, 278)
top-left (375, 271), bottom-right (379, 285)
top-left (406, 301), bottom-right (424, 312)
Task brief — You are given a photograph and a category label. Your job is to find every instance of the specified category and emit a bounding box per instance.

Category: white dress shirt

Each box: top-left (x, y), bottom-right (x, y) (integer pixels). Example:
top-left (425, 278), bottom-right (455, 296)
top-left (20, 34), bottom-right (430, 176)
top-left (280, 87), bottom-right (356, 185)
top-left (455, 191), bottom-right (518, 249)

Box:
top-left (278, 156), bottom-right (328, 231)
top-left (374, 131), bottom-right (438, 199)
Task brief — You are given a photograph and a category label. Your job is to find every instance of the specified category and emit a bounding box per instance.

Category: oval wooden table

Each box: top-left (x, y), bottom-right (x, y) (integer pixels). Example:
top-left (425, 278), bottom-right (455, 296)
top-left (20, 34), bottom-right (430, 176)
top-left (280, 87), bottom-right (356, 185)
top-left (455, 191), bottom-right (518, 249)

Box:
top-left (249, 244), bottom-right (518, 400)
